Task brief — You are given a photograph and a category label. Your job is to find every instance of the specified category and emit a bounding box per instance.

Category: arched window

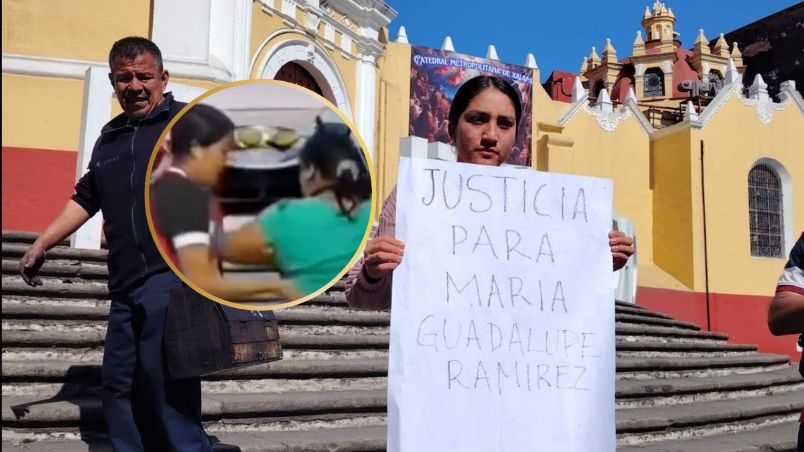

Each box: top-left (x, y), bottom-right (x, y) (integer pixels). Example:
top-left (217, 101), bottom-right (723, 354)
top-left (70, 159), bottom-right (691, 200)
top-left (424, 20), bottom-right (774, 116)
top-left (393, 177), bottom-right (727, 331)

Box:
top-left (643, 68), bottom-right (664, 97)
top-left (708, 70), bottom-right (723, 95)
top-left (748, 163), bottom-right (784, 257)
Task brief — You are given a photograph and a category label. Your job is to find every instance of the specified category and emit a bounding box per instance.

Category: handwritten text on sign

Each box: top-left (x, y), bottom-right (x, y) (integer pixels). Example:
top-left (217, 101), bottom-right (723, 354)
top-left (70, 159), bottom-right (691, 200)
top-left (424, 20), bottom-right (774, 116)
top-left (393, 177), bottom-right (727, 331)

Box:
top-left (388, 157), bottom-right (616, 452)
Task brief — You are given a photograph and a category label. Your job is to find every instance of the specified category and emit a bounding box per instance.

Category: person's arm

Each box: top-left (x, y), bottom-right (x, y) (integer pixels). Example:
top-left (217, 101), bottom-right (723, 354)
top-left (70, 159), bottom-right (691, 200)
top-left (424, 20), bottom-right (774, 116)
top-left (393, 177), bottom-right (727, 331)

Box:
top-left (176, 245), bottom-right (298, 301)
top-left (768, 290), bottom-right (804, 335)
top-left (768, 235), bottom-right (804, 335)
top-left (220, 222), bottom-right (276, 266)
top-left (19, 167), bottom-right (100, 286)
top-left (153, 178), bottom-right (298, 301)
top-left (345, 187), bottom-right (401, 310)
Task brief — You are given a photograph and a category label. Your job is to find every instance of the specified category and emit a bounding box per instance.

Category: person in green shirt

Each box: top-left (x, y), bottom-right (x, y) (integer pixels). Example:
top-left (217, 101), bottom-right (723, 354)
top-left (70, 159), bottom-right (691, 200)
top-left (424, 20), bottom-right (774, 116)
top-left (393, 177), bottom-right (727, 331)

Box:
top-left (224, 119), bottom-right (372, 297)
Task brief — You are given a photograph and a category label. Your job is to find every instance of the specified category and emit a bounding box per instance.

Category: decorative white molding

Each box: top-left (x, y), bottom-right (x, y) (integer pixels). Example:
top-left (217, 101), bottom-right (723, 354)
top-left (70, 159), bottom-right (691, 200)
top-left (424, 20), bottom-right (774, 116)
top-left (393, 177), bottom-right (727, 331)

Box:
top-left (2, 53), bottom-right (107, 79)
top-left (396, 25), bottom-right (408, 43)
top-left (613, 213), bottom-right (638, 304)
top-left (779, 81), bottom-right (804, 114)
top-left (325, 0), bottom-right (397, 37)
top-left (340, 31), bottom-right (353, 53)
top-left (486, 45), bottom-right (499, 61)
top-left (625, 87), bottom-right (637, 102)
top-left (724, 58), bottom-right (739, 85)
top-left (256, 34), bottom-right (353, 118)
top-left (748, 73), bottom-right (769, 102)
top-left (281, 0), bottom-right (296, 16)
top-left (634, 63), bottom-right (646, 76)
top-left (324, 22), bottom-right (336, 45)
top-left (559, 92), bottom-right (588, 125)
top-left (595, 88), bottom-right (614, 113)
top-left (72, 66), bottom-right (111, 250)
top-left (698, 74), bottom-right (741, 127)
top-left (1, 52), bottom-right (229, 83)
top-left (660, 60), bottom-right (673, 73)
top-left (582, 102), bottom-right (633, 132)
top-left (233, 0), bottom-right (253, 80)
top-left (305, 10), bottom-right (321, 32)
top-left (399, 135), bottom-right (456, 161)
top-left (684, 100), bottom-right (700, 123)
top-left (260, 0), bottom-right (393, 60)
top-left (169, 82), bottom-right (208, 103)
top-left (739, 91), bottom-right (792, 125)
top-left (524, 53), bottom-right (537, 69)
top-left (571, 77), bottom-right (586, 103)
top-left (560, 85), bottom-right (652, 134)
top-left (355, 42), bottom-right (381, 158)
top-left (441, 36), bottom-right (455, 52)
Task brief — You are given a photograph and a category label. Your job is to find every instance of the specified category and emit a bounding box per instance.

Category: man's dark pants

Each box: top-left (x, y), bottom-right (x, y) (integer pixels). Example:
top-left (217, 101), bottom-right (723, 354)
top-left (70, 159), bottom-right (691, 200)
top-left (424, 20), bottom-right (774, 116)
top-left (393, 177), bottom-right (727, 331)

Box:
top-left (101, 270), bottom-right (211, 452)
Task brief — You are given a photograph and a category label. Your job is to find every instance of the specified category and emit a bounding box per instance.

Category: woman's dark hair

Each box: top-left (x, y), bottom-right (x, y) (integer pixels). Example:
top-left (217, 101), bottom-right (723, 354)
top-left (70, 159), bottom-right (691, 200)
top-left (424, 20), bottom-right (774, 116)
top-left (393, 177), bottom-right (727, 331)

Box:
top-left (171, 104), bottom-right (235, 159)
top-left (448, 75), bottom-right (522, 134)
top-left (299, 118), bottom-right (371, 220)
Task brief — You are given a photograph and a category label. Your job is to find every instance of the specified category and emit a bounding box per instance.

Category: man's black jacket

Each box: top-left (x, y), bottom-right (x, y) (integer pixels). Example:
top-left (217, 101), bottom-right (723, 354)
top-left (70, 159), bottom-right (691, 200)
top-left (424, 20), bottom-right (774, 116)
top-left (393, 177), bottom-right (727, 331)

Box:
top-left (72, 93), bottom-right (186, 293)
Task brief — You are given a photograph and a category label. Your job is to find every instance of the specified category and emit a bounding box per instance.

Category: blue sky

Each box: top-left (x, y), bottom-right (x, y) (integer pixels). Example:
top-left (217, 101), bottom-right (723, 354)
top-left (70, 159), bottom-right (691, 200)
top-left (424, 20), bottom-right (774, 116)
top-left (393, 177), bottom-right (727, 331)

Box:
top-left (388, 0), bottom-right (800, 83)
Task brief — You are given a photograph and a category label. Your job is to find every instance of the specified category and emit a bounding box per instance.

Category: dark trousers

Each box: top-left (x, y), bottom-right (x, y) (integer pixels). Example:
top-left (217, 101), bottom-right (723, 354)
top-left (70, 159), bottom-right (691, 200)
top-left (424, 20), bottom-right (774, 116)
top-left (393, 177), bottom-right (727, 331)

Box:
top-left (101, 270), bottom-right (212, 452)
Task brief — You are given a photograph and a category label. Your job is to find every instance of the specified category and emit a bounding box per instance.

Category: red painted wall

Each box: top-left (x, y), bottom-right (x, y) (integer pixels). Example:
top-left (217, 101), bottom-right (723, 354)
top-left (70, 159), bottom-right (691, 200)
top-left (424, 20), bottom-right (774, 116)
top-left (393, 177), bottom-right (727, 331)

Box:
top-left (638, 286), bottom-right (801, 362)
top-left (2, 147), bottom-right (77, 232)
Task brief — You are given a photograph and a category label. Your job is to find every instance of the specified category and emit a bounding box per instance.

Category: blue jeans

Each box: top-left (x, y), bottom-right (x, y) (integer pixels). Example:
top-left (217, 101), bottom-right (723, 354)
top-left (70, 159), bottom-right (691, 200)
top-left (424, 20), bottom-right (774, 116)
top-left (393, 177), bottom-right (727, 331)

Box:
top-left (101, 270), bottom-right (211, 452)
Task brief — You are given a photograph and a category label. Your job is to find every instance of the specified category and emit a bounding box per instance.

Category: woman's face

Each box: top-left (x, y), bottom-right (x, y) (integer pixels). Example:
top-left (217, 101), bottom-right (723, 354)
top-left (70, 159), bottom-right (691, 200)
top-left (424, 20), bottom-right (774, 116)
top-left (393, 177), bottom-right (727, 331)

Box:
top-left (450, 87), bottom-right (517, 166)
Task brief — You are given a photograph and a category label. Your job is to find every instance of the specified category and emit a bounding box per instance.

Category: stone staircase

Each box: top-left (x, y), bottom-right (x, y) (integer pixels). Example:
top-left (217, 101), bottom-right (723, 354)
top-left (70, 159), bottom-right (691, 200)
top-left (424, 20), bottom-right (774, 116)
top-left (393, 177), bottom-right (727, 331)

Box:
top-left (2, 231), bottom-right (802, 451)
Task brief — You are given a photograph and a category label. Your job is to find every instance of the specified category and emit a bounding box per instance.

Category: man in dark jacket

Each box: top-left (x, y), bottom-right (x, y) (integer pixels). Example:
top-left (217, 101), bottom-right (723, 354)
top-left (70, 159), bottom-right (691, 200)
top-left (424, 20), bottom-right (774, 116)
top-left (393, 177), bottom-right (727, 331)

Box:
top-left (18, 37), bottom-right (211, 452)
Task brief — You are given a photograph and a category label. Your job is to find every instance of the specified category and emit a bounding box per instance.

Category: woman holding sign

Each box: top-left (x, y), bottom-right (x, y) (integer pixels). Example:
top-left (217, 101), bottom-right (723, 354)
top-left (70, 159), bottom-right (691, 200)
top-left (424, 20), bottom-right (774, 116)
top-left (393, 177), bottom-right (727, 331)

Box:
top-left (345, 75), bottom-right (634, 309)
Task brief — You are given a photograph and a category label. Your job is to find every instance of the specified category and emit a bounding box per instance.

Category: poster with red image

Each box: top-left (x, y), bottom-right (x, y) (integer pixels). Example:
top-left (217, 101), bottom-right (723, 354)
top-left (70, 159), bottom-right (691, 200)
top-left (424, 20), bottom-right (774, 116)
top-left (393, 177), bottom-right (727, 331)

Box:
top-left (409, 45), bottom-right (534, 166)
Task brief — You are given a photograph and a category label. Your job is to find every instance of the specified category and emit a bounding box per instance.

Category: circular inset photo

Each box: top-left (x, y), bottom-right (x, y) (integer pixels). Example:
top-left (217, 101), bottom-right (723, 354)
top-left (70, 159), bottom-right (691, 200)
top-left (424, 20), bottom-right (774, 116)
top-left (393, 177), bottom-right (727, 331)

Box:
top-left (146, 80), bottom-right (375, 310)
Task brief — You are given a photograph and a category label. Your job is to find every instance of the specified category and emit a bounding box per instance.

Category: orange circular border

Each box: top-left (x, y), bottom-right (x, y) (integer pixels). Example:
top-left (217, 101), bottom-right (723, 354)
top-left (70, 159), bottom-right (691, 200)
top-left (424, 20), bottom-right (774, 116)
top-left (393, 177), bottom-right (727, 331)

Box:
top-left (144, 79), bottom-right (377, 311)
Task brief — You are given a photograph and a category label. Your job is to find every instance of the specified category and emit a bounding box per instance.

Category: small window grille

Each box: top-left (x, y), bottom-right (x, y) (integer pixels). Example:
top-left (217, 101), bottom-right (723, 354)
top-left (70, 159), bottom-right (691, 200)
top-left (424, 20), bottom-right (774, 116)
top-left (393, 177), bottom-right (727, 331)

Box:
top-left (644, 68), bottom-right (664, 97)
top-left (748, 164), bottom-right (784, 257)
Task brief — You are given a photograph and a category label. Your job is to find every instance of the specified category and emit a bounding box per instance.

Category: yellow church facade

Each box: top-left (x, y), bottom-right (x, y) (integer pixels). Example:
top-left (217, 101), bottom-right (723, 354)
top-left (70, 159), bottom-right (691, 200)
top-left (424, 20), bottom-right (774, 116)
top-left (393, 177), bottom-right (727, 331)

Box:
top-left (3, 0), bottom-right (802, 356)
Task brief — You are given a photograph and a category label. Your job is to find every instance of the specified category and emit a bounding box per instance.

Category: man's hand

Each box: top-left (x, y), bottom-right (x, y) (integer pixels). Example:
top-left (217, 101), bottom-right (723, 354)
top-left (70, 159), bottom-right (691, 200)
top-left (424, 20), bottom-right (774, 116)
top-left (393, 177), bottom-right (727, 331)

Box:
top-left (363, 236), bottom-right (405, 281)
top-left (609, 230), bottom-right (635, 271)
top-left (19, 245), bottom-right (46, 287)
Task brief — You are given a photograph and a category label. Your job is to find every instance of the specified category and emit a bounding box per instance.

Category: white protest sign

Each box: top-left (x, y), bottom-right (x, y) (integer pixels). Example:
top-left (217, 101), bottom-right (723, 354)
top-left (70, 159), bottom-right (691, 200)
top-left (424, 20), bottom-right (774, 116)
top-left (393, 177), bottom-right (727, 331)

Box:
top-left (388, 157), bottom-right (615, 452)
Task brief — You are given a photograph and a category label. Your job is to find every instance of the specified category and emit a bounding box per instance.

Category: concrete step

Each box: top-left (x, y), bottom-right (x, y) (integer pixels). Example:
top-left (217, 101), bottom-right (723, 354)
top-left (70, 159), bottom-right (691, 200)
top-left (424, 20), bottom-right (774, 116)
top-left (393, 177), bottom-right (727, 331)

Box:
top-left (2, 231), bottom-right (69, 246)
top-left (615, 355), bottom-right (793, 380)
top-left (2, 418), bottom-right (799, 452)
top-left (616, 389), bottom-right (804, 445)
top-left (615, 323), bottom-right (729, 342)
top-left (3, 358), bottom-right (389, 382)
top-left (614, 313), bottom-right (700, 330)
top-left (4, 352), bottom-right (793, 389)
top-left (2, 280), bottom-right (108, 300)
top-left (615, 303), bottom-right (674, 320)
top-left (1, 425), bottom-right (387, 452)
top-left (2, 244), bottom-right (107, 262)
top-left (615, 340), bottom-right (756, 355)
top-left (4, 386), bottom-right (802, 443)
top-left (3, 375), bottom-right (389, 398)
top-left (6, 361), bottom-right (800, 409)
top-left (1, 261), bottom-right (108, 281)
top-left (615, 366), bottom-right (804, 407)
top-left (1, 337), bottom-right (759, 364)
top-left (617, 419), bottom-right (800, 451)
top-left (2, 389), bottom-right (387, 428)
